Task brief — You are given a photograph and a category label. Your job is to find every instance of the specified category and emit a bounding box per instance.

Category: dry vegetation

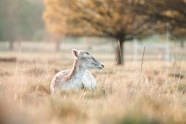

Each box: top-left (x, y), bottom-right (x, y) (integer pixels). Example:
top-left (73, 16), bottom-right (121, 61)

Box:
top-left (0, 52), bottom-right (186, 124)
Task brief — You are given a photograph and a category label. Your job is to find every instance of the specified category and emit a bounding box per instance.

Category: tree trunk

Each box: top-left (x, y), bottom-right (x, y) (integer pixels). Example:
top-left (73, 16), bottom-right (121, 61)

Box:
top-left (9, 40), bottom-right (14, 50)
top-left (115, 37), bottom-right (124, 65)
top-left (55, 36), bottom-right (61, 52)
top-left (56, 41), bottom-right (61, 51)
top-left (180, 40), bottom-right (184, 48)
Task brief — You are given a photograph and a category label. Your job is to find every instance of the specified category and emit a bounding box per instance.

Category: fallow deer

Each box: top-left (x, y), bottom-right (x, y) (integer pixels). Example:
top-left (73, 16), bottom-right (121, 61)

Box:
top-left (50, 49), bottom-right (104, 94)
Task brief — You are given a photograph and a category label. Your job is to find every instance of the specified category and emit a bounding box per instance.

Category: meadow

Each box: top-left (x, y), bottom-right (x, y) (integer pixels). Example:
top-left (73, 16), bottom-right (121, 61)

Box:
top-left (0, 43), bottom-right (186, 124)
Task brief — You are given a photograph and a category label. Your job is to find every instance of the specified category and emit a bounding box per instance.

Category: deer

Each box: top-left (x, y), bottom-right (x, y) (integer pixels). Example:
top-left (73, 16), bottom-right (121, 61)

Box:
top-left (50, 49), bottom-right (104, 94)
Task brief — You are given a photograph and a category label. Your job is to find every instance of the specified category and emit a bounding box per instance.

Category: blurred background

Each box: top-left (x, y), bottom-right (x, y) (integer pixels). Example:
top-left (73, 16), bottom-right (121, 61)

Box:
top-left (0, 0), bottom-right (185, 65)
top-left (0, 0), bottom-right (186, 124)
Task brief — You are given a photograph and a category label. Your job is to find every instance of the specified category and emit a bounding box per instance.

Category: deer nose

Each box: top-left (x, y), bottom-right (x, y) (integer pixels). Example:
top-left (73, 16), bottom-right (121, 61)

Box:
top-left (101, 64), bottom-right (104, 68)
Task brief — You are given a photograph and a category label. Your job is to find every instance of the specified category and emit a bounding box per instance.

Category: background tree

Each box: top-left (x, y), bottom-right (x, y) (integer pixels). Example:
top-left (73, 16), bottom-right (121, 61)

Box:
top-left (172, 28), bottom-right (186, 48)
top-left (43, 0), bottom-right (155, 65)
top-left (133, 0), bottom-right (186, 47)
top-left (0, 0), bottom-right (44, 43)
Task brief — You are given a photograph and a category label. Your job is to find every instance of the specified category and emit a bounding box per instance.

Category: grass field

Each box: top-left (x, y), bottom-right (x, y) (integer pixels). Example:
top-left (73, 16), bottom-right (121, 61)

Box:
top-left (0, 49), bottom-right (186, 124)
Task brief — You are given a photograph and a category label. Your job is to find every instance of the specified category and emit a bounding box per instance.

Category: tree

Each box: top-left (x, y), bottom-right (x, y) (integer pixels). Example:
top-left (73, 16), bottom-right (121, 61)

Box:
top-left (134, 0), bottom-right (186, 27)
top-left (172, 28), bottom-right (186, 48)
top-left (0, 0), bottom-right (44, 42)
top-left (133, 0), bottom-right (186, 47)
top-left (43, 0), bottom-right (154, 65)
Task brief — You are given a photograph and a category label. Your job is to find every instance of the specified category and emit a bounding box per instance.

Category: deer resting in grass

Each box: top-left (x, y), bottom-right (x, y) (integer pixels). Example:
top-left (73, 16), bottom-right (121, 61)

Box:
top-left (50, 49), bottom-right (104, 94)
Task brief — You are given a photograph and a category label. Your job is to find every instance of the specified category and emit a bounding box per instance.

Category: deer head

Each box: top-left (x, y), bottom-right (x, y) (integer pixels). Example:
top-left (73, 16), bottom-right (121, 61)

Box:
top-left (72, 49), bottom-right (104, 70)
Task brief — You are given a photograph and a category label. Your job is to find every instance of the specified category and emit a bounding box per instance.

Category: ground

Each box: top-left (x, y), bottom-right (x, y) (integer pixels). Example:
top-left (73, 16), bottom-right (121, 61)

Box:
top-left (0, 44), bottom-right (186, 124)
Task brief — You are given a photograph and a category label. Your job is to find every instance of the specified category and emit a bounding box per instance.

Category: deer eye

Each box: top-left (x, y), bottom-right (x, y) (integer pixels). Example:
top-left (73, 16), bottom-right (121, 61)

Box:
top-left (85, 52), bottom-right (89, 55)
top-left (87, 57), bottom-right (91, 60)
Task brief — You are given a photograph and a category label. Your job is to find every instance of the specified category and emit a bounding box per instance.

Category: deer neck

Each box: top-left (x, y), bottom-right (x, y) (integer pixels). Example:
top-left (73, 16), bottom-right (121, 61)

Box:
top-left (66, 59), bottom-right (86, 84)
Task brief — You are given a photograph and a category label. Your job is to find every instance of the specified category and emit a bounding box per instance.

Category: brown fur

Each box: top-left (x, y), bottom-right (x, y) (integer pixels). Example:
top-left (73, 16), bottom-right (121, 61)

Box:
top-left (65, 59), bottom-right (78, 81)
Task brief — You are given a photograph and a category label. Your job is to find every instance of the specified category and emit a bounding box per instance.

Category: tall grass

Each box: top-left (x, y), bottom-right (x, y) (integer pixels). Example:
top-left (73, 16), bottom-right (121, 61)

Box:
top-left (0, 53), bottom-right (186, 124)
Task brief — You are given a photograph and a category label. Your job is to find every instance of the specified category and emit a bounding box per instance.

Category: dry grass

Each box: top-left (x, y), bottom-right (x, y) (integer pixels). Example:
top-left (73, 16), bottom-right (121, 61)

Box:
top-left (0, 52), bottom-right (186, 124)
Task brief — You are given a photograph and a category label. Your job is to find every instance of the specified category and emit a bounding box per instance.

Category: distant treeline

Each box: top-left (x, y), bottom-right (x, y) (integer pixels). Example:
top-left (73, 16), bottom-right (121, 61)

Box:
top-left (0, 0), bottom-right (44, 41)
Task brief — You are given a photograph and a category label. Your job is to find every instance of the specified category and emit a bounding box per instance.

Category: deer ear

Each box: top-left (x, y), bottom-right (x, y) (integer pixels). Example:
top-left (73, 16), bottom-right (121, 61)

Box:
top-left (72, 49), bottom-right (78, 58)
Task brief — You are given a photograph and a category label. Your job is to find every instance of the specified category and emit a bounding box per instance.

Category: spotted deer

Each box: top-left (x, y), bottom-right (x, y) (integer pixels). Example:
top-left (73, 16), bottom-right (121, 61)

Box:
top-left (50, 49), bottom-right (104, 94)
